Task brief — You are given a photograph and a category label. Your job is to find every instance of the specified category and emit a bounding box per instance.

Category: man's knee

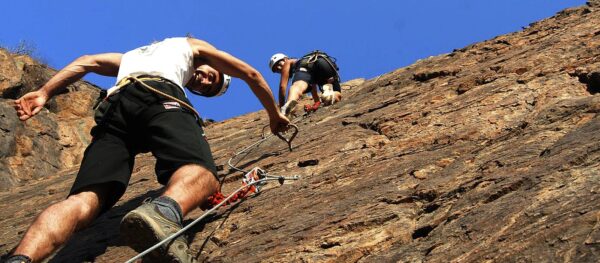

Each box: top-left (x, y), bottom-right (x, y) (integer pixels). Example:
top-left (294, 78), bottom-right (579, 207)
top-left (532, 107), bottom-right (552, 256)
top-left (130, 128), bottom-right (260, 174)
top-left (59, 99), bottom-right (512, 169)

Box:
top-left (65, 191), bottom-right (103, 220)
top-left (195, 166), bottom-right (219, 194)
top-left (290, 81), bottom-right (308, 96)
top-left (172, 164), bottom-right (219, 193)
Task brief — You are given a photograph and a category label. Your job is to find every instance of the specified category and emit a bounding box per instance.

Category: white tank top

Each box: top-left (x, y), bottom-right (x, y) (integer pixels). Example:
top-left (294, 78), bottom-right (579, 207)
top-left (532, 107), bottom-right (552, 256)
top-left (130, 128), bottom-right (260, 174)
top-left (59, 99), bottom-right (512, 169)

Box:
top-left (114, 37), bottom-right (194, 95)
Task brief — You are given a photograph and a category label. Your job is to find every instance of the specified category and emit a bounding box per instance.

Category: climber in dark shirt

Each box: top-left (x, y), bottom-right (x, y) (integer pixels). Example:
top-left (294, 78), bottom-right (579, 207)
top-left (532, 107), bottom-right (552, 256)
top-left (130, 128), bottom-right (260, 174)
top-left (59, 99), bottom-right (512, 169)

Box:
top-left (269, 51), bottom-right (342, 116)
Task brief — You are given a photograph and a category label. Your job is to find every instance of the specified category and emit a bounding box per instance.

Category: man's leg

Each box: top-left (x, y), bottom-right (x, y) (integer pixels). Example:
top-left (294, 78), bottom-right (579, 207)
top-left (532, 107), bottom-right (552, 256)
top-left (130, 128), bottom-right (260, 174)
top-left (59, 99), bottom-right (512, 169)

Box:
top-left (281, 80), bottom-right (309, 117)
top-left (120, 164), bottom-right (218, 263)
top-left (9, 185), bottom-right (109, 262)
top-left (119, 102), bottom-right (220, 262)
top-left (287, 80), bottom-right (309, 102)
top-left (162, 164), bottom-right (219, 216)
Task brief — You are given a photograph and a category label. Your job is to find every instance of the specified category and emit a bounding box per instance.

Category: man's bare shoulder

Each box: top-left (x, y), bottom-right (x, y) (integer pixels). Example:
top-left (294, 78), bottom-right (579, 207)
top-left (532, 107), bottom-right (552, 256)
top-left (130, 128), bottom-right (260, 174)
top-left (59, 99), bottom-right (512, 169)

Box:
top-left (186, 38), bottom-right (217, 55)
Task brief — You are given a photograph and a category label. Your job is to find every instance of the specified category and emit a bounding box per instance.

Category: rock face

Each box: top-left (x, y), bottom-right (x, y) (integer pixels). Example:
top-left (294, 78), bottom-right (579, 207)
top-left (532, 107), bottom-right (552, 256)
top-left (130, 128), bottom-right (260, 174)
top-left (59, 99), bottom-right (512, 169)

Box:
top-left (2, 2), bottom-right (600, 262)
top-left (0, 50), bottom-right (100, 190)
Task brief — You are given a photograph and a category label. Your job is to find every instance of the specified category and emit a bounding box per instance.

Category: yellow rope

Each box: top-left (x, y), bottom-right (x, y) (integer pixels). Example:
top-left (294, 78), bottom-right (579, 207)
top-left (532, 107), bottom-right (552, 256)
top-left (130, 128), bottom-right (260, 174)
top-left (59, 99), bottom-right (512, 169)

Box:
top-left (130, 76), bottom-right (201, 117)
top-left (112, 75), bottom-right (203, 124)
top-left (306, 53), bottom-right (319, 64)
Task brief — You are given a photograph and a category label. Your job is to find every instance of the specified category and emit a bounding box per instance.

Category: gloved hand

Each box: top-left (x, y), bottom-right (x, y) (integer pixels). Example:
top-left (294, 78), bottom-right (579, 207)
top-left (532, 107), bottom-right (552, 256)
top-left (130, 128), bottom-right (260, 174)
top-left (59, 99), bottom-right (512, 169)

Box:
top-left (320, 88), bottom-right (335, 105)
top-left (304, 101), bottom-right (321, 113)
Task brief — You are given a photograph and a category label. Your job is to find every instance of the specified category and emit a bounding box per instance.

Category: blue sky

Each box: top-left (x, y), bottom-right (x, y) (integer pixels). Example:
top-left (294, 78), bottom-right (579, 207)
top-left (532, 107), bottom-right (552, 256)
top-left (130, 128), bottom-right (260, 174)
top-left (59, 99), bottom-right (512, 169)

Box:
top-left (0, 1), bottom-right (586, 121)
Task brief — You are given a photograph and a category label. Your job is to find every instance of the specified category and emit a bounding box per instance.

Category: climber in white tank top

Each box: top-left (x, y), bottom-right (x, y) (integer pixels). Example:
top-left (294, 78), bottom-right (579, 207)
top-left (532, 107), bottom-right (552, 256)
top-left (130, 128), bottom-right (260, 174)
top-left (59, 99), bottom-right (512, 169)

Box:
top-left (11, 36), bottom-right (290, 263)
top-left (115, 37), bottom-right (195, 94)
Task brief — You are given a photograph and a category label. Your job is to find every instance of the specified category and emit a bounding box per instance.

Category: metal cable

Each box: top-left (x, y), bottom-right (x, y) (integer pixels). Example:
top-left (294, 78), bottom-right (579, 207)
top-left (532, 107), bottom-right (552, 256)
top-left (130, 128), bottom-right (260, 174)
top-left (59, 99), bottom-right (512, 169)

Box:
top-left (227, 134), bottom-right (275, 174)
top-left (124, 177), bottom-right (292, 263)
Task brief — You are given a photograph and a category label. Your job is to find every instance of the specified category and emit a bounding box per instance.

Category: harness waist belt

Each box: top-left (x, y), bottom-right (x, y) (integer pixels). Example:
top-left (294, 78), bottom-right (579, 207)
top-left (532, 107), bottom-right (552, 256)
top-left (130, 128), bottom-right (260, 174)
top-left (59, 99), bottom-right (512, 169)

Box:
top-left (102, 75), bottom-right (203, 126)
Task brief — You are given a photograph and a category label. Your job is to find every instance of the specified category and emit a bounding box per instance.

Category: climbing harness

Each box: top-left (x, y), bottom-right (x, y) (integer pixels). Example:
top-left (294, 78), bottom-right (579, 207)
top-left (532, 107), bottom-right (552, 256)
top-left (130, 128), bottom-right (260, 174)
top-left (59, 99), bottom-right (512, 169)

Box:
top-left (95, 75), bottom-right (205, 126)
top-left (298, 50), bottom-right (341, 83)
top-left (132, 76), bottom-right (202, 119)
top-left (300, 50), bottom-right (338, 70)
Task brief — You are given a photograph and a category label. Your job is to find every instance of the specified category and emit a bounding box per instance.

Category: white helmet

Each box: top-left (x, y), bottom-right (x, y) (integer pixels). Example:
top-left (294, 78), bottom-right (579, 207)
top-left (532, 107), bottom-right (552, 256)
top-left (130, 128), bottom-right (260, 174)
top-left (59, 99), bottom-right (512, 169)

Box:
top-left (212, 73), bottom-right (232, 97)
top-left (190, 73), bottom-right (232, 97)
top-left (269, 53), bottom-right (288, 72)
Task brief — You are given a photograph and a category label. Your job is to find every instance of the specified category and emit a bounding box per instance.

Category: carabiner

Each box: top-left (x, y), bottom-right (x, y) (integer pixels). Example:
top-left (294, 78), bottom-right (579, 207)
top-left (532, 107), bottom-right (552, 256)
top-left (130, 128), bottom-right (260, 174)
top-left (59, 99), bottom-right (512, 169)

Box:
top-left (276, 124), bottom-right (299, 152)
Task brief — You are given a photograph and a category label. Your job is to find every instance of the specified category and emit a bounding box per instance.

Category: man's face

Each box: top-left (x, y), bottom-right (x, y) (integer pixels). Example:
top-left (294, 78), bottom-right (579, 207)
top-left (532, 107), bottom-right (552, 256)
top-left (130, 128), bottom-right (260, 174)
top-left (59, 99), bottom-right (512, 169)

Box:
top-left (273, 59), bottom-right (285, 73)
top-left (188, 64), bottom-right (222, 95)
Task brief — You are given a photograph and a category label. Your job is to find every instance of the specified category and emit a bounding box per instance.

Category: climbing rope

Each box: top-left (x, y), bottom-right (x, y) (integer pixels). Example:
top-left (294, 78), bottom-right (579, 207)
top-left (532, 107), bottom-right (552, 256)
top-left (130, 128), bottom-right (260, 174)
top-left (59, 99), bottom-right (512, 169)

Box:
top-left (98, 75), bottom-right (205, 126)
top-left (127, 76), bottom-right (200, 117)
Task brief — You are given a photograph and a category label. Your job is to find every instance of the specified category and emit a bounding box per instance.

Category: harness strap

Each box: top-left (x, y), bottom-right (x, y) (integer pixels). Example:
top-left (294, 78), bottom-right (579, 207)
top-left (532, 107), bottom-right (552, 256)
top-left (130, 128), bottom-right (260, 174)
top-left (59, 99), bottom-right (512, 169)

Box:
top-left (322, 55), bottom-right (341, 83)
top-left (306, 52), bottom-right (320, 64)
top-left (125, 76), bottom-right (202, 120)
top-left (91, 89), bottom-right (125, 137)
top-left (298, 51), bottom-right (340, 82)
top-left (111, 76), bottom-right (204, 126)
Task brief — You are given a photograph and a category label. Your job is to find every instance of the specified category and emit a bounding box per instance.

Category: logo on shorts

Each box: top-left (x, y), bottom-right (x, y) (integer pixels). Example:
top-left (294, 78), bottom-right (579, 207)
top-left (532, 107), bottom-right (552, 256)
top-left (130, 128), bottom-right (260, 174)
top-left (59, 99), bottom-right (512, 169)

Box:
top-left (163, 101), bottom-right (181, 110)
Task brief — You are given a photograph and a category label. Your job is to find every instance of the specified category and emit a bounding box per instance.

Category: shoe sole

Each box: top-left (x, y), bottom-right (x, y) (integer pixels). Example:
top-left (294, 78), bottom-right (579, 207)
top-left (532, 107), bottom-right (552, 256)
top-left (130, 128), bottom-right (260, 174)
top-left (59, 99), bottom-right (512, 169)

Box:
top-left (121, 211), bottom-right (182, 262)
top-left (285, 100), bottom-right (298, 117)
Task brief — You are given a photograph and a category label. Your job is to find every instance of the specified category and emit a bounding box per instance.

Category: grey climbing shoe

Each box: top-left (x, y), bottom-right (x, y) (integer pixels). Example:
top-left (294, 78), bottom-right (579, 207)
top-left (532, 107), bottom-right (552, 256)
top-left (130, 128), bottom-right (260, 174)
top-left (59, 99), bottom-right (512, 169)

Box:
top-left (281, 99), bottom-right (298, 118)
top-left (120, 202), bottom-right (196, 263)
top-left (3, 255), bottom-right (32, 263)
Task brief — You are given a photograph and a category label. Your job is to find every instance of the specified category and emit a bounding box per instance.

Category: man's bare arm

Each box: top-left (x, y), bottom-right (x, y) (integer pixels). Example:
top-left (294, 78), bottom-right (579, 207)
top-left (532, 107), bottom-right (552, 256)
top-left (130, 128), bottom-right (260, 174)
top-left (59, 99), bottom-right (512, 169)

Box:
top-left (310, 84), bottom-right (319, 103)
top-left (186, 38), bottom-right (290, 133)
top-left (40, 53), bottom-right (122, 98)
top-left (14, 53), bottom-right (121, 121)
top-left (187, 38), bottom-right (280, 118)
top-left (278, 60), bottom-right (293, 107)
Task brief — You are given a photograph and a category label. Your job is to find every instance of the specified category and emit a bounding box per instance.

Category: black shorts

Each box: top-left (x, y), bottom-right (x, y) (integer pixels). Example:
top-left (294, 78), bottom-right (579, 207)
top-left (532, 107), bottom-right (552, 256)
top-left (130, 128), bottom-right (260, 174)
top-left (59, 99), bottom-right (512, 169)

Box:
top-left (69, 79), bottom-right (217, 212)
top-left (291, 57), bottom-right (341, 92)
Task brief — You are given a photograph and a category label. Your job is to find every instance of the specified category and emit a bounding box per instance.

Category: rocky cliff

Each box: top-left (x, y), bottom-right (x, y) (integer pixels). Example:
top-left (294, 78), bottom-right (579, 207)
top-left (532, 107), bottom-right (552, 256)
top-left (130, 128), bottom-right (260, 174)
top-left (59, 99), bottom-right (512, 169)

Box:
top-left (2, 1), bottom-right (600, 262)
top-left (0, 50), bottom-right (99, 190)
